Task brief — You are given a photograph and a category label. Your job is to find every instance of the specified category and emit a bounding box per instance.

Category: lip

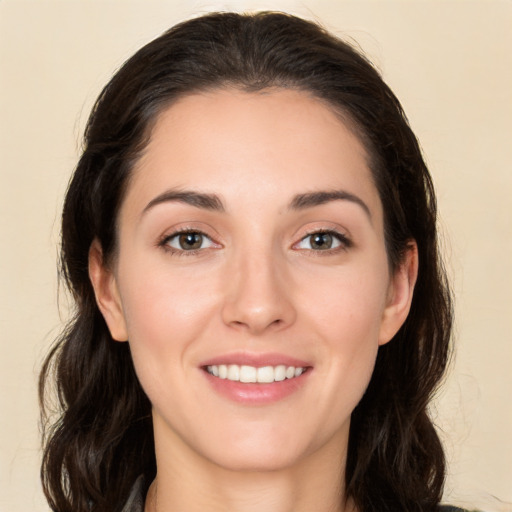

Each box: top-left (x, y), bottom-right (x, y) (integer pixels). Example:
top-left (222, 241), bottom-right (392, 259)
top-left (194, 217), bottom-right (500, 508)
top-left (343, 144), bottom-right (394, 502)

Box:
top-left (200, 352), bottom-right (311, 368)
top-left (199, 352), bottom-right (312, 405)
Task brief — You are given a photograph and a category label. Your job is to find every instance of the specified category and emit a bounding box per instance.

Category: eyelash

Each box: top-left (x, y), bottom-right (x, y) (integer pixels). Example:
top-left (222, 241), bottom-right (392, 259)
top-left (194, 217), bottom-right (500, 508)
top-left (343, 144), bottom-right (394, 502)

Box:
top-left (158, 229), bottom-right (216, 256)
top-left (157, 228), bottom-right (352, 256)
top-left (295, 229), bottom-right (352, 254)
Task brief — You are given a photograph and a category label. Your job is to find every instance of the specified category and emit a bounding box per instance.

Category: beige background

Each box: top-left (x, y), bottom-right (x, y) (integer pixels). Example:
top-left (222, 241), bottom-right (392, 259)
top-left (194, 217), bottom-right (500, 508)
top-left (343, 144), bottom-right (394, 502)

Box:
top-left (1, 1), bottom-right (511, 511)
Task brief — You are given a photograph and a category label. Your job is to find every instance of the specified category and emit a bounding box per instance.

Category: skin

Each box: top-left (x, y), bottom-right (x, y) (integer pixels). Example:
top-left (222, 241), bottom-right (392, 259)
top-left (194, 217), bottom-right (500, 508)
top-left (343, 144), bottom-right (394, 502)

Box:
top-left (89, 88), bottom-right (418, 512)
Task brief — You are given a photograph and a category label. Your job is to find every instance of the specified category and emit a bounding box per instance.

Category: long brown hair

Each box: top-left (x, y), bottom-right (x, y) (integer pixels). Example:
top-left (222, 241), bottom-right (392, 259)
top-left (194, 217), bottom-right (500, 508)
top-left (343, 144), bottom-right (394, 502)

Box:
top-left (40, 12), bottom-right (453, 512)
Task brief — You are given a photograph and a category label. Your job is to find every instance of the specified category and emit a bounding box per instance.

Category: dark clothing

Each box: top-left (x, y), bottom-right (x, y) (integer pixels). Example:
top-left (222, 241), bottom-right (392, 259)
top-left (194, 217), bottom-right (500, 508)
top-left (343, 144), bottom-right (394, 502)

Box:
top-left (121, 475), bottom-right (145, 512)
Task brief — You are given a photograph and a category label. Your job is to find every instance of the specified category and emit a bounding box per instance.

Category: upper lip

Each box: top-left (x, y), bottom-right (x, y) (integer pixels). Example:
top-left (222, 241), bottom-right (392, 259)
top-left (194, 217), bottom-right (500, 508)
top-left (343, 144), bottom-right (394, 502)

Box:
top-left (199, 352), bottom-right (312, 368)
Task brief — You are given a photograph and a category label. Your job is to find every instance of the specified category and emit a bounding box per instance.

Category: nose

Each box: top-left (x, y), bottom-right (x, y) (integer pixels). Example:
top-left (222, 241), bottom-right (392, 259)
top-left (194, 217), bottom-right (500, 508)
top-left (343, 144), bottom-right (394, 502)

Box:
top-left (221, 248), bottom-right (296, 335)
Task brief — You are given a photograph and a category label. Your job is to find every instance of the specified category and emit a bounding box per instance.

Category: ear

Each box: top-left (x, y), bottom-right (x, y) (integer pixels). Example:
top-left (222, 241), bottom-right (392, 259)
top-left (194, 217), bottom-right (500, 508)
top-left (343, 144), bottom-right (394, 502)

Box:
top-left (378, 241), bottom-right (418, 346)
top-left (88, 239), bottom-right (128, 342)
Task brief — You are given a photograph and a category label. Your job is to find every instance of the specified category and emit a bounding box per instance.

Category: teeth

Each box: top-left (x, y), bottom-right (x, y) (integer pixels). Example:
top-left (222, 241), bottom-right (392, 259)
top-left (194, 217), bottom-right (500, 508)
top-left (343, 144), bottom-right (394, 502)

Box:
top-left (240, 365), bottom-right (257, 383)
top-left (257, 366), bottom-right (274, 383)
top-left (274, 365), bottom-right (286, 381)
top-left (206, 364), bottom-right (305, 383)
top-left (227, 365), bottom-right (240, 381)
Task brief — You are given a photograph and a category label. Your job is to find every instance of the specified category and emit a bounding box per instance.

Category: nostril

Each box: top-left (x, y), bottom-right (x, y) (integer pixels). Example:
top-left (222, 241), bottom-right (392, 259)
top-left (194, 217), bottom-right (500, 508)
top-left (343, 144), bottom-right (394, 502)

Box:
top-left (227, 317), bottom-right (285, 334)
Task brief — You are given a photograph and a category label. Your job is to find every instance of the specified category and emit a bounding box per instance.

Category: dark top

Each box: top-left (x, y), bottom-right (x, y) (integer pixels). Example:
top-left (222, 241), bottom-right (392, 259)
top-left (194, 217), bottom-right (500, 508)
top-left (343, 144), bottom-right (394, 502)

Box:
top-left (120, 476), bottom-right (474, 512)
top-left (121, 475), bottom-right (145, 512)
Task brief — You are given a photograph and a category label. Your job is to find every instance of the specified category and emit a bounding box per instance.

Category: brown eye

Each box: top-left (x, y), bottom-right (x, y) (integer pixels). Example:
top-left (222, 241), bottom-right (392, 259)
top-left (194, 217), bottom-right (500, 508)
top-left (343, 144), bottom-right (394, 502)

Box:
top-left (295, 230), bottom-right (350, 252)
top-left (309, 232), bottom-right (334, 250)
top-left (163, 231), bottom-right (215, 252)
top-left (178, 232), bottom-right (203, 250)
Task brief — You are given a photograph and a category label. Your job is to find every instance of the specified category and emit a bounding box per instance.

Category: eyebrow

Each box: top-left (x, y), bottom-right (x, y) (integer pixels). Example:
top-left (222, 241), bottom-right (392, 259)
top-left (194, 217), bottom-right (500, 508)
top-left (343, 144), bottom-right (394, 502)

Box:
top-left (142, 188), bottom-right (371, 219)
top-left (289, 190), bottom-right (371, 219)
top-left (143, 189), bottom-right (225, 214)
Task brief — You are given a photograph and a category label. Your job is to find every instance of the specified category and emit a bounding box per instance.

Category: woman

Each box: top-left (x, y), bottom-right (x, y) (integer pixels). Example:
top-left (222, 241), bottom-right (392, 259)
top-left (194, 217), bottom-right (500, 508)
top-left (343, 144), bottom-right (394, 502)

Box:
top-left (40, 11), bottom-right (456, 512)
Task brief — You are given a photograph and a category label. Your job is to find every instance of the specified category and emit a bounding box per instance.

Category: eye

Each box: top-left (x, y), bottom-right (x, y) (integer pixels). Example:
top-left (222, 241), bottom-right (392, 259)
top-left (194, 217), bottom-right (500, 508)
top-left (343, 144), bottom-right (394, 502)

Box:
top-left (295, 230), bottom-right (349, 251)
top-left (161, 231), bottom-right (216, 252)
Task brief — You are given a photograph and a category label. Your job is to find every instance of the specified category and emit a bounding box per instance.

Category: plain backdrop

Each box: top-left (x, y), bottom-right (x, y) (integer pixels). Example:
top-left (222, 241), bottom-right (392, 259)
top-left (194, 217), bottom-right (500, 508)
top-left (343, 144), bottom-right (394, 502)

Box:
top-left (1, 1), bottom-right (511, 511)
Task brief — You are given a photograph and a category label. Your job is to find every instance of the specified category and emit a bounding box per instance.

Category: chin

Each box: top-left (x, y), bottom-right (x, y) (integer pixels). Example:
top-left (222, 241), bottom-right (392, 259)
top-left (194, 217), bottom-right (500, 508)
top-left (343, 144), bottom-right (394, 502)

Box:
top-left (196, 424), bottom-right (334, 474)
top-left (206, 446), bottom-right (305, 473)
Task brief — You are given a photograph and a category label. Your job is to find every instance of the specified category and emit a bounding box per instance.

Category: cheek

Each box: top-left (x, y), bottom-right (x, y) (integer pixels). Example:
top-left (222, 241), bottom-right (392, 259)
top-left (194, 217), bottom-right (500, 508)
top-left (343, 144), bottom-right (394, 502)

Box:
top-left (298, 264), bottom-right (388, 400)
top-left (301, 261), bottom-right (389, 339)
top-left (119, 251), bottom-right (216, 325)
top-left (116, 258), bottom-right (221, 377)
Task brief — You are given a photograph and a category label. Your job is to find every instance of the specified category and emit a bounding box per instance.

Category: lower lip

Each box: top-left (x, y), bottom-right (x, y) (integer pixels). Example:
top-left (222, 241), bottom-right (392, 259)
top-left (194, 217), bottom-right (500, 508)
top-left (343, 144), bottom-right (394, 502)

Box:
top-left (202, 369), bottom-right (310, 405)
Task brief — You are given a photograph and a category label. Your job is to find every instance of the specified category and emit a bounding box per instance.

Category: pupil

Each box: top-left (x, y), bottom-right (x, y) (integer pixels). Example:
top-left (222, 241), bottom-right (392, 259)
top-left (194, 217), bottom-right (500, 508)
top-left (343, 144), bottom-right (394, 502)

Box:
top-left (179, 232), bottom-right (202, 250)
top-left (311, 233), bottom-right (332, 250)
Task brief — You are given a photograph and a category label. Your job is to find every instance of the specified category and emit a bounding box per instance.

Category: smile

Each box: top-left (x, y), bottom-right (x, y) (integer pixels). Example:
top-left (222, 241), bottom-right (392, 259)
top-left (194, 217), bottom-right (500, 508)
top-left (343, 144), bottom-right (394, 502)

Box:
top-left (206, 364), bottom-right (305, 383)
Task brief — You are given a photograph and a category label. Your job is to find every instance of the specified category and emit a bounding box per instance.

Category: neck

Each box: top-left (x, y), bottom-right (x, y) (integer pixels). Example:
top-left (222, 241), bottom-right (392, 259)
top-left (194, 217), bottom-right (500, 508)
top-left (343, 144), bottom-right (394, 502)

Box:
top-left (146, 473), bottom-right (354, 512)
top-left (146, 418), bottom-right (355, 512)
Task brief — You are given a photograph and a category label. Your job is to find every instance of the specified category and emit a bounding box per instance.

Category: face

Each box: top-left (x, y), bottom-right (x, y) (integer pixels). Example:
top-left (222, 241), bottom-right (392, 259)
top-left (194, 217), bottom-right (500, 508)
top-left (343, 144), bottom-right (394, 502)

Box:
top-left (90, 88), bottom-right (416, 473)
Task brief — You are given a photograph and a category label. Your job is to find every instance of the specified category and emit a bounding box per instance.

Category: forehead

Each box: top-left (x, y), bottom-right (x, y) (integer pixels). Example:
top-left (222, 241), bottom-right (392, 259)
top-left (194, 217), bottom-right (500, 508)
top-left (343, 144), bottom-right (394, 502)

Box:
top-left (124, 88), bottom-right (382, 222)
